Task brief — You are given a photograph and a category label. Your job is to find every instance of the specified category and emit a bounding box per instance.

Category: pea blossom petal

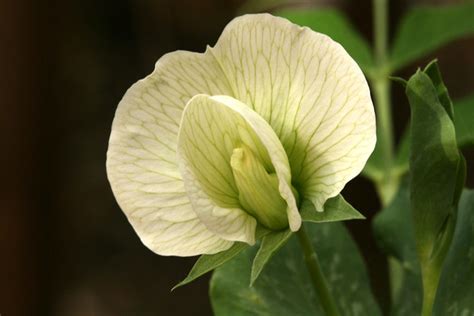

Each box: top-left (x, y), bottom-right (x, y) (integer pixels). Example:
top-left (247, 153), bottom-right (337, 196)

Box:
top-left (106, 52), bottom-right (234, 256)
top-left (211, 14), bottom-right (376, 211)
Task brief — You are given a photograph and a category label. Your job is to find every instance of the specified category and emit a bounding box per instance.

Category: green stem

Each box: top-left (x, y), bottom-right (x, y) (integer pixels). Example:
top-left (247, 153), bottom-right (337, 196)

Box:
top-left (372, 0), bottom-right (403, 311)
top-left (421, 268), bottom-right (439, 316)
top-left (371, 0), bottom-right (397, 206)
top-left (296, 225), bottom-right (341, 316)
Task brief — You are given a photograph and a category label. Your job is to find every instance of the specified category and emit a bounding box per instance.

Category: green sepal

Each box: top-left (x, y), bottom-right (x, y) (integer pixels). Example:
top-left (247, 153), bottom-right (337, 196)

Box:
top-left (250, 229), bottom-right (293, 286)
top-left (173, 227), bottom-right (270, 290)
top-left (172, 243), bottom-right (249, 291)
top-left (390, 76), bottom-right (408, 88)
top-left (301, 194), bottom-right (365, 223)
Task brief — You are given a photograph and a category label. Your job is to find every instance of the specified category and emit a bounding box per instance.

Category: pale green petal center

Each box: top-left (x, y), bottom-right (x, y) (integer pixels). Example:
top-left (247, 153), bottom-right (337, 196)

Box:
top-left (231, 145), bottom-right (289, 230)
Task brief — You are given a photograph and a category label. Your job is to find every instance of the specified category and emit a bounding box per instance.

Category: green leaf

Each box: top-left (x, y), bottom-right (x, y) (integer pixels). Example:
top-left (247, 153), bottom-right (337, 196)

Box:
top-left (372, 181), bottom-right (422, 316)
top-left (275, 9), bottom-right (374, 72)
top-left (391, 2), bottom-right (474, 71)
top-left (250, 230), bottom-right (293, 286)
top-left (372, 179), bottom-right (423, 315)
top-left (173, 242), bottom-right (249, 290)
top-left (374, 187), bottom-right (474, 315)
top-left (210, 222), bottom-right (381, 316)
top-left (407, 64), bottom-right (460, 282)
top-left (454, 94), bottom-right (474, 147)
top-left (434, 190), bottom-right (474, 315)
top-left (373, 179), bottom-right (417, 269)
top-left (300, 194), bottom-right (365, 223)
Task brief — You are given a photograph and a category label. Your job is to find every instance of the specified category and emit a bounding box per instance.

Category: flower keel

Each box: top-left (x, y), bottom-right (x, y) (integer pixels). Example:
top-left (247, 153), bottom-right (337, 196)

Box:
top-left (231, 145), bottom-right (290, 230)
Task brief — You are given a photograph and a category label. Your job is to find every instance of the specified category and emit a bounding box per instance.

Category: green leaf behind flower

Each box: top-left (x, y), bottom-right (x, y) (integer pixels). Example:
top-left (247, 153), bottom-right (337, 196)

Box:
top-left (454, 94), bottom-right (474, 147)
top-left (391, 2), bottom-right (474, 71)
top-left (372, 180), bottom-right (423, 316)
top-left (434, 190), bottom-right (474, 315)
top-left (210, 222), bottom-right (381, 316)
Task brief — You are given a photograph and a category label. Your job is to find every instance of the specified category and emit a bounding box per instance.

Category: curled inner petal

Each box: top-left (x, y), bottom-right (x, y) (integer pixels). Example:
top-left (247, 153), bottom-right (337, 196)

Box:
top-left (231, 146), bottom-right (288, 230)
top-left (177, 94), bottom-right (301, 243)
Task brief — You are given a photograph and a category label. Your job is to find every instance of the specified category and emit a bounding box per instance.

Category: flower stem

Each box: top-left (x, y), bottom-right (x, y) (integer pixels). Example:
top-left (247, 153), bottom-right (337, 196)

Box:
top-left (296, 225), bottom-right (340, 316)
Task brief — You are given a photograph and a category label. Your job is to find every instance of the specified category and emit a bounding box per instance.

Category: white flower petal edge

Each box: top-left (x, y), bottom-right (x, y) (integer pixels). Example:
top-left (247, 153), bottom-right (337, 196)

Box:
top-left (177, 94), bottom-right (300, 244)
top-left (106, 51), bottom-right (234, 256)
top-left (211, 14), bottom-right (376, 211)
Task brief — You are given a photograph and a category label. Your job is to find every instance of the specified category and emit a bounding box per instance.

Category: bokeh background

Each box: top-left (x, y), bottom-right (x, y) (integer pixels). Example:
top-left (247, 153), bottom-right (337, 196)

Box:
top-left (2, 0), bottom-right (473, 315)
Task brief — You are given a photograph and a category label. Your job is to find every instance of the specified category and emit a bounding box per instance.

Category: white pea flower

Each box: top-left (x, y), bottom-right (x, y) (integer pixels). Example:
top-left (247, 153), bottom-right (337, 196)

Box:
top-left (106, 13), bottom-right (376, 256)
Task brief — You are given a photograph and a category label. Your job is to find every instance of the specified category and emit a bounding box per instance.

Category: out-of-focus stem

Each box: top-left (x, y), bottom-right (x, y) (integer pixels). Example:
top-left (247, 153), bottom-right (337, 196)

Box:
top-left (371, 0), bottom-right (397, 206)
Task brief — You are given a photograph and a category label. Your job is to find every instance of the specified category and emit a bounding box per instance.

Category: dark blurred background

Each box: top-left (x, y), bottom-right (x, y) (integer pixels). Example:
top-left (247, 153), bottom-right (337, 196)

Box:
top-left (1, 0), bottom-right (473, 315)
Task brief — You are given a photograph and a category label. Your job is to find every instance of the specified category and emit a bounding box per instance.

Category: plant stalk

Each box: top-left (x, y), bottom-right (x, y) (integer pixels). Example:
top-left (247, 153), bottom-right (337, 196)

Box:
top-left (372, 0), bottom-right (403, 311)
top-left (296, 225), bottom-right (341, 316)
top-left (420, 267), bottom-right (440, 316)
top-left (371, 0), bottom-right (397, 206)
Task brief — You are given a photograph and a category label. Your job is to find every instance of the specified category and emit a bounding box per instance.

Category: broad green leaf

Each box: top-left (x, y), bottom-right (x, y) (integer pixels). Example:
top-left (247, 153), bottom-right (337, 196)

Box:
top-left (173, 242), bottom-right (249, 290)
top-left (210, 222), bottom-right (381, 316)
top-left (301, 194), bottom-right (365, 223)
top-left (434, 190), bottom-right (474, 315)
top-left (275, 9), bottom-right (374, 72)
top-left (454, 94), bottom-right (474, 147)
top-left (391, 269), bottom-right (423, 316)
top-left (250, 229), bottom-right (293, 286)
top-left (373, 180), bottom-right (417, 269)
top-left (372, 181), bottom-right (422, 316)
top-left (391, 2), bottom-right (474, 71)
